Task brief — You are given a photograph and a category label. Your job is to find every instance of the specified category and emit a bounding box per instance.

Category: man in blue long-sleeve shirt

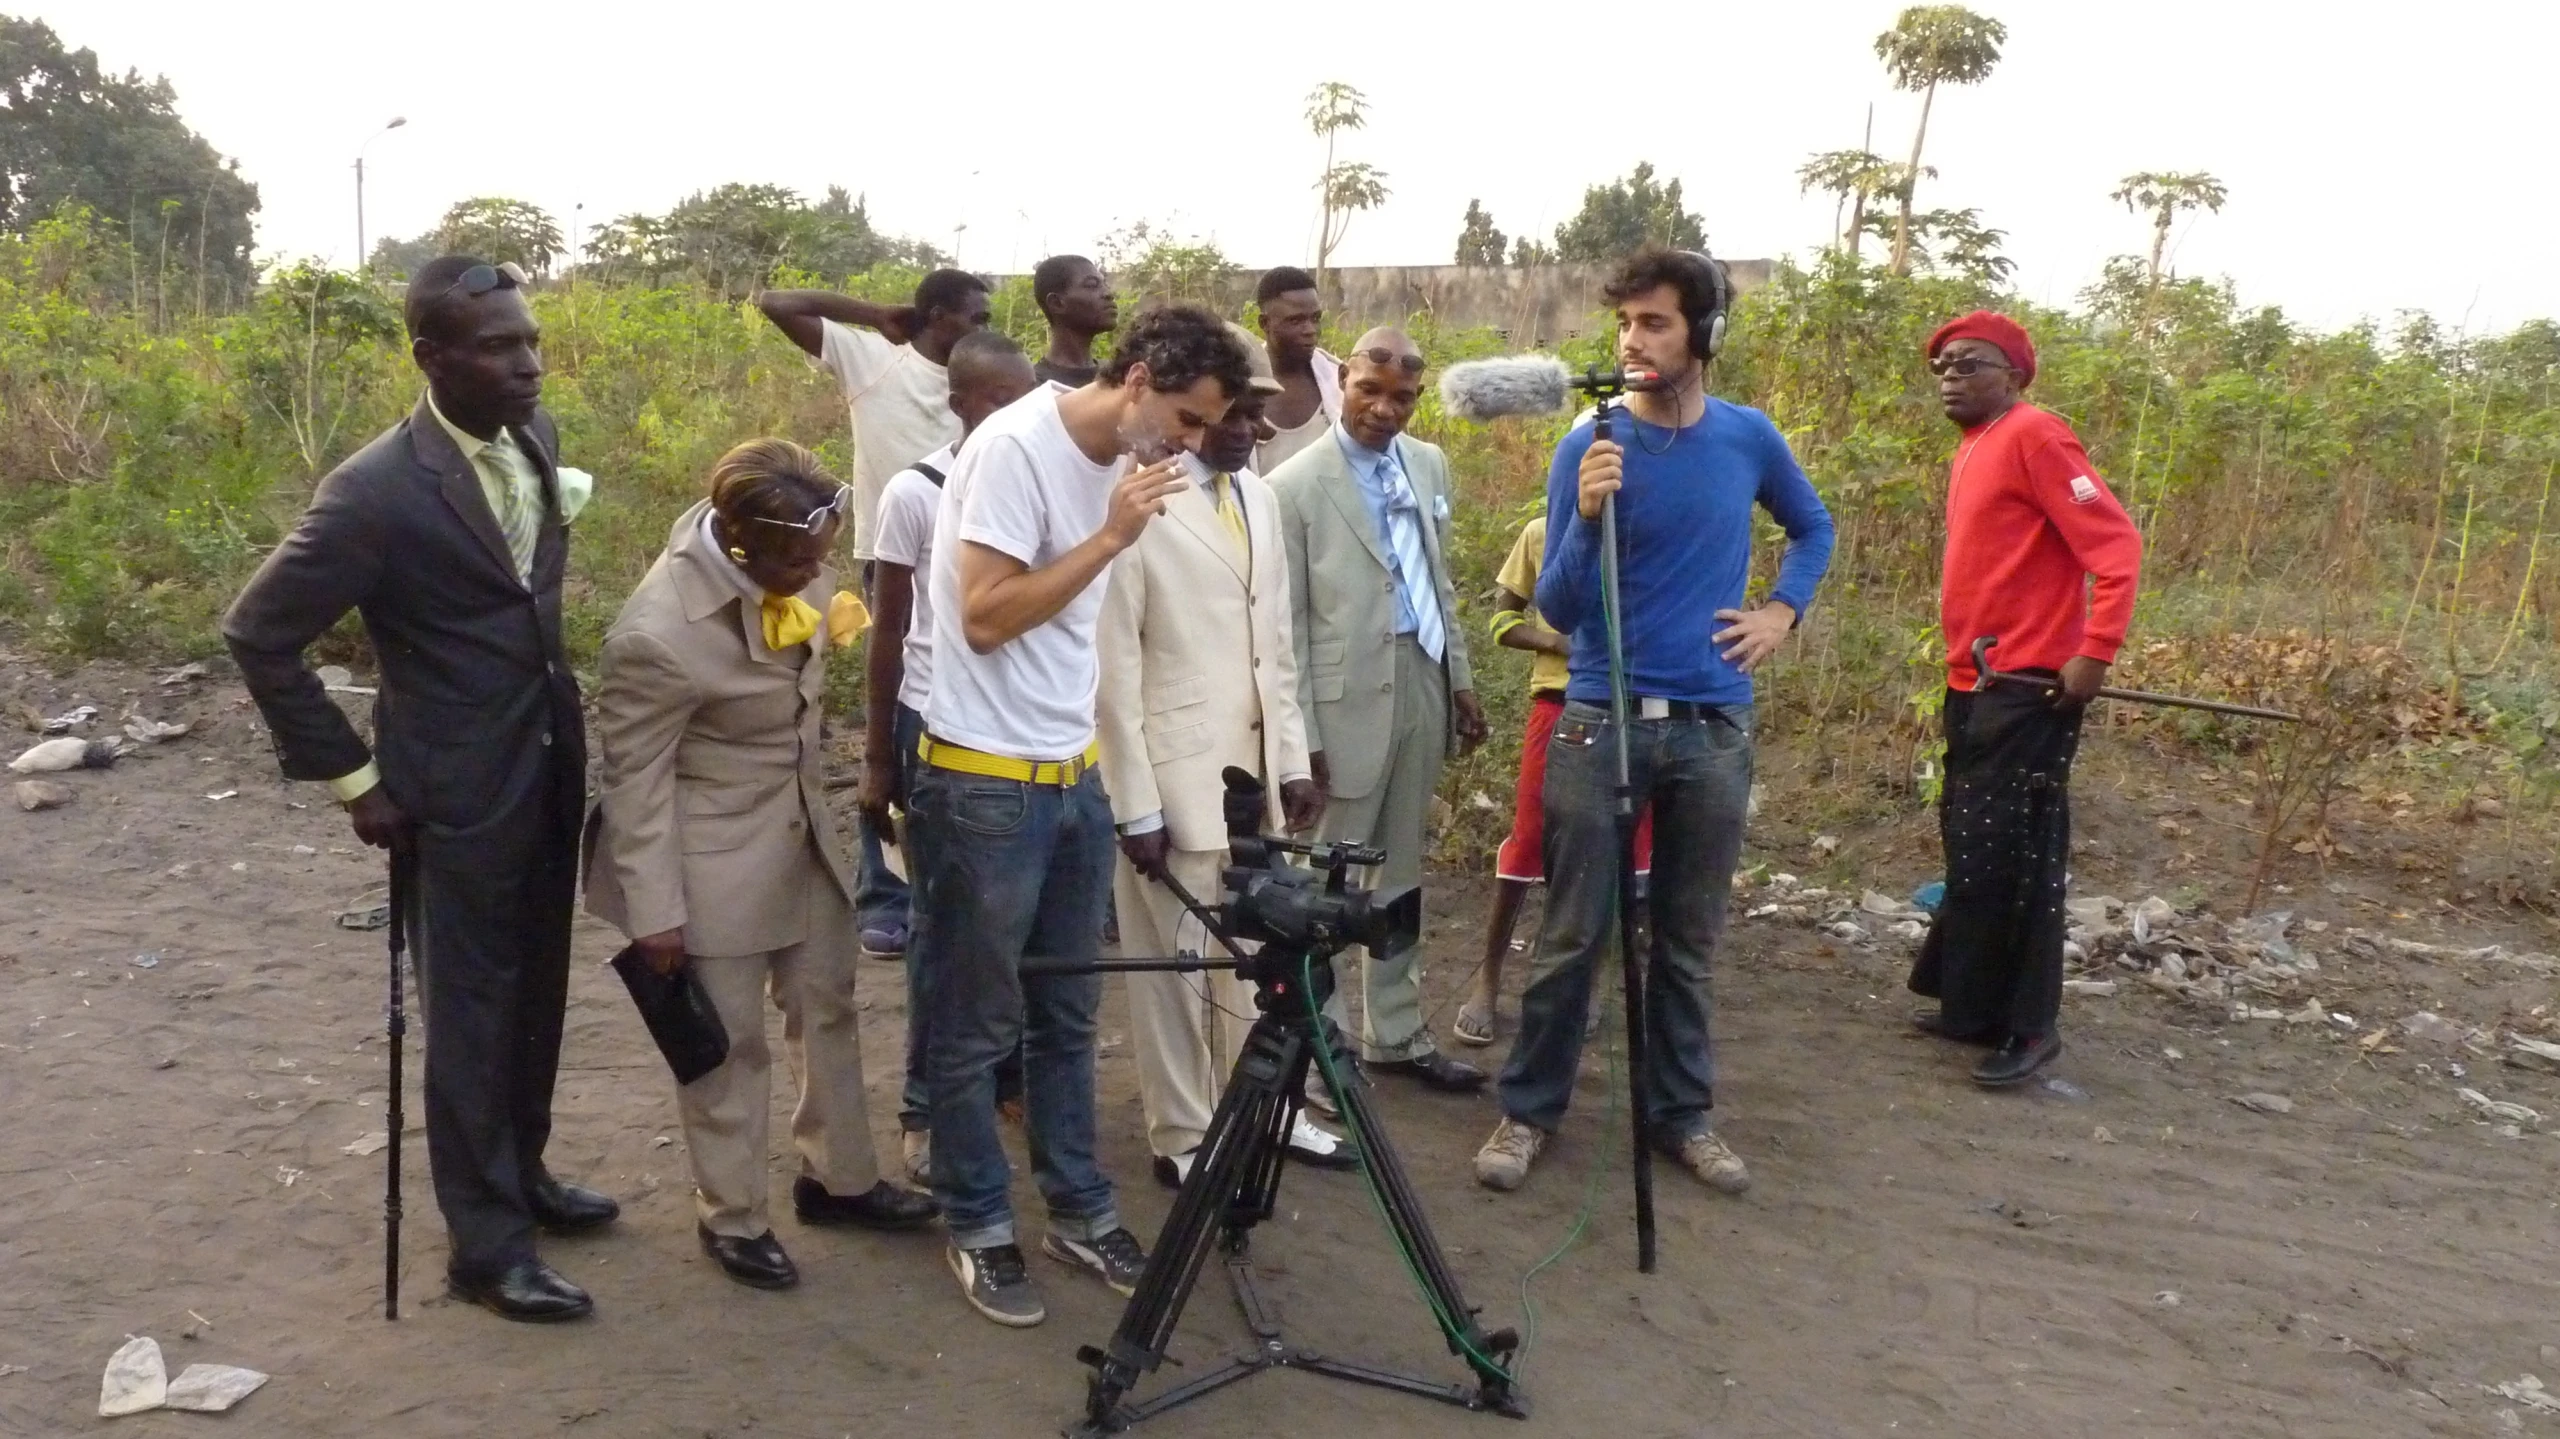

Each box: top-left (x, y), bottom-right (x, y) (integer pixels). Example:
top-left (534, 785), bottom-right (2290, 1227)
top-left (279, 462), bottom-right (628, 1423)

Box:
top-left (1475, 248), bottom-right (1835, 1196)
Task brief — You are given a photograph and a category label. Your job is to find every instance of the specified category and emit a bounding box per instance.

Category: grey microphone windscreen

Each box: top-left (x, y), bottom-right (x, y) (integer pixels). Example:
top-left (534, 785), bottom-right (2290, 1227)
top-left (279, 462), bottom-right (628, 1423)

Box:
top-left (1438, 356), bottom-right (1574, 422)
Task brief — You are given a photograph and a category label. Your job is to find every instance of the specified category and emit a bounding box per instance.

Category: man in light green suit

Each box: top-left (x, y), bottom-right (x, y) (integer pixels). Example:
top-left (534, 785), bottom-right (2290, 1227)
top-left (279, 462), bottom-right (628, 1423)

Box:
top-left (1269, 328), bottom-right (1491, 1096)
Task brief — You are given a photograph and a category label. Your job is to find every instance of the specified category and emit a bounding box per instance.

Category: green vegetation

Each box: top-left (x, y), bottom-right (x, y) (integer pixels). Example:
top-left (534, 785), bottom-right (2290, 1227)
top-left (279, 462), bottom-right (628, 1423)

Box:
top-left (12, 200), bottom-right (2557, 875)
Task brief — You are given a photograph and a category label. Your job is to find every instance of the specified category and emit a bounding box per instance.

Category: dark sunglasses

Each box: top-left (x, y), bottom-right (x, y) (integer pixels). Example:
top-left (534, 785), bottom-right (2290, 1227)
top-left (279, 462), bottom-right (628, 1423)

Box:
top-left (1928, 354), bottom-right (2012, 378)
top-left (1354, 346), bottom-right (1427, 376)
top-left (435, 261), bottom-right (529, 304)
top-left (746, 485), bottom-right (852, 534)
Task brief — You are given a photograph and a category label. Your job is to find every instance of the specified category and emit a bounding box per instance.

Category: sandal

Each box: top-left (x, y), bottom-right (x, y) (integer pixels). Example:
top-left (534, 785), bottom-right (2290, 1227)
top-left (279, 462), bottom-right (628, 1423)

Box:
top-left (1452, 1001), bottom-right (1496, 1047)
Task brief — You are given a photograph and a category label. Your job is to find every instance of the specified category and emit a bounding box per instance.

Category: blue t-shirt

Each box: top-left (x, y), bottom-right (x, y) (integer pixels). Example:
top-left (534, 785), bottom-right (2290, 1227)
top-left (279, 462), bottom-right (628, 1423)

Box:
top-left (1537, 400), bottom-right (1835, 708)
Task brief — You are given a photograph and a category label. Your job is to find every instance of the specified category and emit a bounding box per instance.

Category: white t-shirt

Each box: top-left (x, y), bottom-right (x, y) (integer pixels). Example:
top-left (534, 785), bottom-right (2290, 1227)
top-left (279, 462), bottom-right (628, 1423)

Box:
top-left (872, 443), bottom-right (954, 715)
top-left (815, 319), bottom-right (960, 560)
top-left (925, 390), bottom-right (1123, 760)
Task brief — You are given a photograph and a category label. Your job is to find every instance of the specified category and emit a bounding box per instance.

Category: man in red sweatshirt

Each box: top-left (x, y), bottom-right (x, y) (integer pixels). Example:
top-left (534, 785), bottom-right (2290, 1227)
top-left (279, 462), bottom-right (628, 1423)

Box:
top-left (1910, 311), bottom-right (2142, 1087)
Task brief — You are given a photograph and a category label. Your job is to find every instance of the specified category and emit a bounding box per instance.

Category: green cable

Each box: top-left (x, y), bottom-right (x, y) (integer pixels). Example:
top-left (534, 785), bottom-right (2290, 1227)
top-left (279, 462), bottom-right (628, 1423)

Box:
top-left (1297, 952), bottom-right (1511, 1379)
top-left (1511, 958), bottom-right (1625, 1376)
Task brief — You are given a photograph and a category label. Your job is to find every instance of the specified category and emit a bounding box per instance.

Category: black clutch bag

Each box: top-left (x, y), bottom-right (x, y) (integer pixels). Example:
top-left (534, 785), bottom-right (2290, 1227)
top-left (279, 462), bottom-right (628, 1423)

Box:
top-left (609, 944), bottom-right (730, 1085)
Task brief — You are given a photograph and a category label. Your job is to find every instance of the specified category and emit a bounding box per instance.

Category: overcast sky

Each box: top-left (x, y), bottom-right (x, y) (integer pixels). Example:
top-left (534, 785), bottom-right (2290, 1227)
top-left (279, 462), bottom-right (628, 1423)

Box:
top-left (34, 0), bottom-right (2556, 334)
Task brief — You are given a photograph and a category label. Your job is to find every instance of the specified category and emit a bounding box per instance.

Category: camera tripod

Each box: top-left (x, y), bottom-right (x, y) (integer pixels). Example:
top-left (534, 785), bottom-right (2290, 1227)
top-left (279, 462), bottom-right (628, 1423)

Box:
top-left (1037, 876), bottom-right (1528, 1436)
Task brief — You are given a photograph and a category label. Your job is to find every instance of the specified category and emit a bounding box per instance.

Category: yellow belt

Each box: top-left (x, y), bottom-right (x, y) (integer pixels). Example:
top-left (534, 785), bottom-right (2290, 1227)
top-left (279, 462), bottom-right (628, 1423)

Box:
top-left (918, 733), bottom-right (1100, 787)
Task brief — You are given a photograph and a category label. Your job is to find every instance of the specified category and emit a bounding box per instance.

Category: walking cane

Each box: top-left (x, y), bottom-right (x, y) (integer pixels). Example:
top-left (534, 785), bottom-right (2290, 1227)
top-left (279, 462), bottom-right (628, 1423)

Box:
top-left (384, 844), bottom-right (411, 1320)
top-left (1592, 398), bottom-right (1657, 1274)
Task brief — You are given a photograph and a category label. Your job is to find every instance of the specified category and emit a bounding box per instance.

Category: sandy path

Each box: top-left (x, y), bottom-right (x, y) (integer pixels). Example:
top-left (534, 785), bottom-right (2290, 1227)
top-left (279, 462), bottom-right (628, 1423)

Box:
top-left (3, 662), bottom-right (2556, 1437)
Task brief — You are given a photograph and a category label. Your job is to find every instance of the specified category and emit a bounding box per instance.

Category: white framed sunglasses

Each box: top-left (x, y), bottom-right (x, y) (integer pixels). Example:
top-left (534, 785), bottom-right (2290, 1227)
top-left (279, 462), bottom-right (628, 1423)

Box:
top-left (747, 484), bottom-right (853, 533)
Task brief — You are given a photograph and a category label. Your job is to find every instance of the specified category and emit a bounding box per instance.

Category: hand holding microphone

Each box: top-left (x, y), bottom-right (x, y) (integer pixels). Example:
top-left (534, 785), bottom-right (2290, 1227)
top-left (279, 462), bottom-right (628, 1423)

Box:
top-left (1577, 441), bottom-right (1623, 520)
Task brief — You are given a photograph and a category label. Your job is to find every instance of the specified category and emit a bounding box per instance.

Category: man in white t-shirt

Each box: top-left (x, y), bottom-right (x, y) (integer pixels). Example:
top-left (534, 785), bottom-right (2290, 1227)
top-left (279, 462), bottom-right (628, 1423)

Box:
top-left (759, 268), bottom-right (992, 959)
top-left (1251, 265), bottom-right (1342, 474)
top-left (910, 305), bottom-right (1254, 1328)
top-left (863, 331), bottom-right (1038, 1186)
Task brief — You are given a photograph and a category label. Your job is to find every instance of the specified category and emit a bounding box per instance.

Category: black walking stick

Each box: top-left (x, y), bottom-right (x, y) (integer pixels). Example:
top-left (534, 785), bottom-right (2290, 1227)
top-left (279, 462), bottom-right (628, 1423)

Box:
top-left (1591, 394), bottom-right (1657, 1274)
top-left (384, 845), bottom-right (411, 1320)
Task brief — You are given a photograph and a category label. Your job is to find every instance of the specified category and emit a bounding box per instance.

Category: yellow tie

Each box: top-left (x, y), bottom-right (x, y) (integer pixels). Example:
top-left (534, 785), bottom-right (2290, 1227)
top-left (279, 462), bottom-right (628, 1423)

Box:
top-left (761, 593), bottom-right (822, 650)
top-left (1210, 472), bottom-right (1247, 548)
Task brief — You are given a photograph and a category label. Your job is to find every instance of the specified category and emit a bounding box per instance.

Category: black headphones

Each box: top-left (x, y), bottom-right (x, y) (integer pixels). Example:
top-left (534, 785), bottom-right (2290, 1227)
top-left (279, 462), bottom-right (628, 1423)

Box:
top-left (1674, 249), bottom-right (1731, 361)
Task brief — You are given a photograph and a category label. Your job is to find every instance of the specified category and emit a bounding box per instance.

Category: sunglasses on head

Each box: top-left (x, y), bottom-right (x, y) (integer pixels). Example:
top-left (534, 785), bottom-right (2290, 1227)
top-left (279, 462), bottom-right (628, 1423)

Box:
top-left (435, 261), bottom-right (529, 304)
top-left (746, 485), bottom-right (852, 534)
top-left (1928, 354), bottom-right (2011, 378)
top-left (1354, 347), bottom-right (1426, 376)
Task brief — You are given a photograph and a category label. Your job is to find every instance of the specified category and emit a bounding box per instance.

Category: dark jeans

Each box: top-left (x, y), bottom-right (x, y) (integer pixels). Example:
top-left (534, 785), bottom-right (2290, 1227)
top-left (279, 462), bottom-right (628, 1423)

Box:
top-left (854, 570), bottom-right (911, 936)
top-left (910, 762), bottom-right (1119, 1249)
top-left (894, 702), bottom-right (1023, 1130)
top-left (1908, 683), bottom-right (2082, 1041)
top-left (1496, 701), bottom-right (1753, 1144)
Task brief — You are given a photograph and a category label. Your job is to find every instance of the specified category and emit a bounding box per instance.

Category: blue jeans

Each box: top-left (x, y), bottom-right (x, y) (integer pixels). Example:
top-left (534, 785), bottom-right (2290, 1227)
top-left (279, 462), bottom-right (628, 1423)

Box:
top-left (1496, 701), bottom-right (1753, 1144)
top-left (909, 762), bottom-right (1120, 1250)
top-left (887, 702), bottom-right (932, 1129)
top-left (854, 570), bottom-right (911, 937)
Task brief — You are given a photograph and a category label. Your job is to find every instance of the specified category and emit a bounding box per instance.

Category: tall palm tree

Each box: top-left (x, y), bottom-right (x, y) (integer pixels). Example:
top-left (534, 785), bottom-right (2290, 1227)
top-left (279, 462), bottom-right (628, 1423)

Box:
top-left (2112, 170), bottom-right (2229, 294)
top-left (1874, 5), bottom-right (2007, 276)
top-left (1796, 149), bottom-right (1903, 261)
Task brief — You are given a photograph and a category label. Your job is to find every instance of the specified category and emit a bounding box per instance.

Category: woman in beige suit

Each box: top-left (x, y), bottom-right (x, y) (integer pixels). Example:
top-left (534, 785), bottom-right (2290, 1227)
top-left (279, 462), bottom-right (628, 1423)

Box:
top-left (587, 439), bottom-right (937, 1290)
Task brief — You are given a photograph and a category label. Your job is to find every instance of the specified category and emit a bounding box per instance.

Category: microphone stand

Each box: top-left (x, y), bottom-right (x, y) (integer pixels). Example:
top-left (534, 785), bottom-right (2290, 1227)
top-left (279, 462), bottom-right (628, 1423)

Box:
top-left (1588, 388), bottom-right (1656, 1274)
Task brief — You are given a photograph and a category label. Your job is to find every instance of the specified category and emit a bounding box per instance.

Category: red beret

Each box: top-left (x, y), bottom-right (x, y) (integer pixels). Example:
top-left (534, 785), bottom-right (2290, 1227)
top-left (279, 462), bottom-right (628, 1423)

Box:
top-left (1926, 310), bottom-right (2036, 386)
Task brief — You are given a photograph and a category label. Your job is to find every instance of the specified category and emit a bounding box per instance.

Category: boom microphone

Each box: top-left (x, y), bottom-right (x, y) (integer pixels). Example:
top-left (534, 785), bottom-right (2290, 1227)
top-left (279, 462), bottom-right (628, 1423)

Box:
top-left (1439, 357), bottom-right (1660, 421)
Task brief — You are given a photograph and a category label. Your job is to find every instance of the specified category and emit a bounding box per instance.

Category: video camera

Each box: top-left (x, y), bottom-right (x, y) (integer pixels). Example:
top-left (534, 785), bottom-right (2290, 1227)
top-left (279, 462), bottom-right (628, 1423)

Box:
top-left (1215, 767), bottom-right (1420, 963)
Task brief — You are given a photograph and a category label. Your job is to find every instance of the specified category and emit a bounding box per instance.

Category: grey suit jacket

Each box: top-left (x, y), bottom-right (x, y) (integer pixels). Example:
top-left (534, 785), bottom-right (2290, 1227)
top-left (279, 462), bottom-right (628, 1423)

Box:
top-left (222, 396), bottom-right (585, 848)
top-left (1267, 429), bottom-right (1473, 801)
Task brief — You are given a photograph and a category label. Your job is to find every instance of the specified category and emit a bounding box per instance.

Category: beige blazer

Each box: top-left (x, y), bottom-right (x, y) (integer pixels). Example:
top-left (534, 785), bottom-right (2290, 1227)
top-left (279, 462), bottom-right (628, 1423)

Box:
top-left (1267, 430), bottom-right (1474, 801)
top-left (582, 501), bottom-right (857, 958)
top-left (1096, 467), bottom-right (1311, 852)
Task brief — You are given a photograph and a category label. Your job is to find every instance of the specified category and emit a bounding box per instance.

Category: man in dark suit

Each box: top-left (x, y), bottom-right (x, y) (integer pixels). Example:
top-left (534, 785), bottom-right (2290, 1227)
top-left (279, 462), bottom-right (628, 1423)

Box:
top-left (224, 254), bottom-right (618, 1322)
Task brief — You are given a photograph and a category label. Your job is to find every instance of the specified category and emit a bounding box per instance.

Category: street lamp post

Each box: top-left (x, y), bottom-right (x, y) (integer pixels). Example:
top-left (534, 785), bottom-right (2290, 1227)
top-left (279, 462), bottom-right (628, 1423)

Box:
top-left (355, 117), bottom-right (408, 272)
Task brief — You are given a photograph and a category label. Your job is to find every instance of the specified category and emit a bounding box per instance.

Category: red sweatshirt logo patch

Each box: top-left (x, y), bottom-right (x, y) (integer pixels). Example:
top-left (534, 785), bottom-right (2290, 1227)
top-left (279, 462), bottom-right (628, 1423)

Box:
top-left (2068, 475), bottom-right (2100, 505)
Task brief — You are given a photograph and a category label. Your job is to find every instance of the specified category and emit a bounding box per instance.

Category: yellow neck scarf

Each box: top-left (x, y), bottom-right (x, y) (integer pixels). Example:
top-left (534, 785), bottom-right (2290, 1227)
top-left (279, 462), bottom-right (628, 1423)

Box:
top-left (760, 593), bottom-right (821, 650)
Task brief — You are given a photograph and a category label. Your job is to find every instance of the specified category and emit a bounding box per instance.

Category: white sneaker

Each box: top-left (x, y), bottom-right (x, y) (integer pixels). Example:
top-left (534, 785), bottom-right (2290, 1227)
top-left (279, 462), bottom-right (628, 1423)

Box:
top-left (901, 1129), bottom-right (931, 1186)
top-left (1473, 1118), bottom-right (1545, 1192)
top-left (1668, 1130), bottom-right (1752, 1195)
top-left (1287, 1114), bottom-right (1357, 1169)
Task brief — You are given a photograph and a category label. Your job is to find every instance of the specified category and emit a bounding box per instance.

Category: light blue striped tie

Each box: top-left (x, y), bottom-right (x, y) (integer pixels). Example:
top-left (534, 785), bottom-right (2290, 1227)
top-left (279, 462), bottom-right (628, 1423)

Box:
top-left (1375, 447), bottom-right (1446, 663)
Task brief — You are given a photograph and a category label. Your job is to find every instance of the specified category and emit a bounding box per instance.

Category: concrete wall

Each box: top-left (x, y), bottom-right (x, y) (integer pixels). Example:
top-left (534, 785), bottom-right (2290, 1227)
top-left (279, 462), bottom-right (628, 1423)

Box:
top-left (1003, 260), bottom-right (1772, 348)
top-left (1234, 260), bottom-right (1772, 347)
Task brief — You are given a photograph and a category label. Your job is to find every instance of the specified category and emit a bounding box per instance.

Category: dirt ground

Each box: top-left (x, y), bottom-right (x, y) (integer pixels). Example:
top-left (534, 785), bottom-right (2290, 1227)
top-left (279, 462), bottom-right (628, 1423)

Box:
top-left (5, 655), bottom-right (2559, 1439)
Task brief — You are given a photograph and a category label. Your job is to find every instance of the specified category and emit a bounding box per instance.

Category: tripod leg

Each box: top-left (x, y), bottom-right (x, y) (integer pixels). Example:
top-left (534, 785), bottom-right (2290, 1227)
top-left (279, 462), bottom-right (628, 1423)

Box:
top-left (1318, 1022), bottom-right (1527, 1417)
top-left (1080, 1011), bottom-right (1301, 1428)
top-left (1614, 811), bottom-right (1653, 1273)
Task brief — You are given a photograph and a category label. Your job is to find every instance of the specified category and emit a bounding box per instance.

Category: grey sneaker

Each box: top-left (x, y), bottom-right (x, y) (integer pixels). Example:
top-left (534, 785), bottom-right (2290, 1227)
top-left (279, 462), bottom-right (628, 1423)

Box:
top-left (1667, 1130), bottom-right (1752, 1195)
top-left (901, 1129), bottom-right (931, 1186)
top-left (1473, 1118), bottom-right (1546, 1192)
top-left (1042, 1227), bottom-right (1149, 1297)
top-left (949, 1241), bottom-right (1044, 1326)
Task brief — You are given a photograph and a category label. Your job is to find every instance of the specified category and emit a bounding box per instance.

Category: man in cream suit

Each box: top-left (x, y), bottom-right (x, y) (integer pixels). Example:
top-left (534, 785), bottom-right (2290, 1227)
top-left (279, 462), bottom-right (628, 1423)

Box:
top-left (1268, 329), bottom-right (1491, 1096)
top-left (1097, 327), bottom-right (1351, 1186)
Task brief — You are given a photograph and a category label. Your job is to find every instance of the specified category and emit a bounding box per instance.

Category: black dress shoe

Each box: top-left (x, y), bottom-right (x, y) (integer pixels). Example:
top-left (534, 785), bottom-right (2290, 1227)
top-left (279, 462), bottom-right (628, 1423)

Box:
top-left (1368, 1050), bottom-right (1489, 1093)
top-left (527, 1175), bottom-right (620, 1233)
top-left (1151, 1152), bottom-right (1195, 1192)
top-left (1911, 1007), bottom-right (2001, 1046)
top-left (792, 1175), bottom-right (940, 1230)
top-left (446, 1259), bottom-right (594, 1322)
top-left (1972, 1032), bottom-right (2064, 1088)
top-left (698, 1225), bottom-right (798, 1290)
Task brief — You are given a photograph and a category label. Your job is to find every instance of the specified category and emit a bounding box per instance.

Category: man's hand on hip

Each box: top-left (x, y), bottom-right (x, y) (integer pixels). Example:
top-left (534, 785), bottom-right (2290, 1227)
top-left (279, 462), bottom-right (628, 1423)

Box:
top-left (346, 788), bottom-right (410, 851)
top-left (1576, 439), bottom-right (1624, 520)
top-left (1280, 777), bottom-right (1325, 835)
top-left (1120, 829), bottom-right (1171, 882)
top-left (1712, 601), bottom-right (1797, 674)
top-left (1452, 690), bottom-right (1489, 754)
top-left (2056, 656), bottom-right (2109, 708)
